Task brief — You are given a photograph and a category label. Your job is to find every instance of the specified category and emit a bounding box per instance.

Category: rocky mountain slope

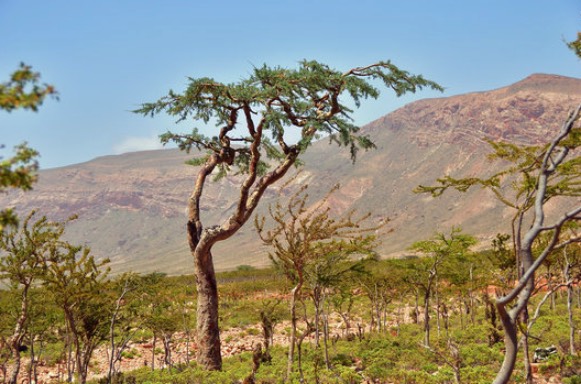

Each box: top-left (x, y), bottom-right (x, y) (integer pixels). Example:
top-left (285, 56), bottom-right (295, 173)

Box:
top-left (2, 74), bottom-right (580, 274)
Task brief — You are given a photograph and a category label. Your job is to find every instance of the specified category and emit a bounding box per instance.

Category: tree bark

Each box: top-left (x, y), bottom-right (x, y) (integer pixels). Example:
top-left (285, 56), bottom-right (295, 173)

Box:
top-left (193, 243), bottom-right (222, 370)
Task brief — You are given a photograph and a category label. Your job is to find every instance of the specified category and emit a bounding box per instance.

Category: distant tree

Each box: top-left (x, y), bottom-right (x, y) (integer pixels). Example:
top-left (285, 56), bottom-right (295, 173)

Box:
top-left (0, 63), bottom-right (57, 230)
top-left (415, 104), bottom-right (581, 384)
top-left (136, 59), bottom-right (441, 370)
top-left (137, 272), bottom-right (183, 371)
top-left (256, 183), bottom-right (379, 379)
top-left (488, 233), bottom-right (515, 291)
top-left (409, 228), bottom-right (476, 348)
top-left (0, 211), bottom-right (63, 384)
top-left (106, 273), bottom-right (140, 383)
top-left (357, 262), bottom-right (401, 333)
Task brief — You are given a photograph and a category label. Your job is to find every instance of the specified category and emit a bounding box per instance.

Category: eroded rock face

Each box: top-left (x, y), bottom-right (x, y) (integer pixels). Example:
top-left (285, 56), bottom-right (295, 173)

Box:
top-left (2, 74), bottom-right (580, 274)
top-left (373, 74), bottom-right (581, 148)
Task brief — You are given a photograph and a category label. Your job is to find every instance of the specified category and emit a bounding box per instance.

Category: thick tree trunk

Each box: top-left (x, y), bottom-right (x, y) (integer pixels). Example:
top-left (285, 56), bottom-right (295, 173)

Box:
top-left (8, 349), bottom-right (21, 384)
top-left (493, 248), bottom-right (535, 384)
top-left (194, 246), bottom-right (222, 371)
top-left (493, 305), bottom-right (519, 384)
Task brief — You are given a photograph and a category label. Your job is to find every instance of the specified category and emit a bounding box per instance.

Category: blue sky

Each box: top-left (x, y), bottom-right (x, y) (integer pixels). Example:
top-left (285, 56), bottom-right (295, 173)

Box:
top-left (1, 1), bottom-right (580, 169)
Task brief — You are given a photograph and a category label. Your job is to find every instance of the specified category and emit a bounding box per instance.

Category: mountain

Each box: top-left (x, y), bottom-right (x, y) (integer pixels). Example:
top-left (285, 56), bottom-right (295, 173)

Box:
top-left (2, 74), bottom-right (580, 275)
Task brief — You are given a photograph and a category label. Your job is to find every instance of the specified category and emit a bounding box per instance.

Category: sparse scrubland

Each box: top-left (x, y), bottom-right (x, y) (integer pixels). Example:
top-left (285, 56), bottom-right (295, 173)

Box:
top-left (1, 247), bottom-right (580, 383)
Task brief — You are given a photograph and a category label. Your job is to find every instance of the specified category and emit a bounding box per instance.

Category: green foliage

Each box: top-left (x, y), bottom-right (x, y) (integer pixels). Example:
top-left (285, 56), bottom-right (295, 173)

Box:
top-left (235, 264), bottom-right (256, 272)
top-left (257, 184), bottom-right (380, 286)
top-left (0, 64), bottom-right (57, 230)
top-left (0, 211), bottom-right (64, 287)
top-left (0, 62), bottom-right (58, 112)
top-left (137, 60), bottom-right (442, 174)
top-left (568, 32), bottom-right (581, 59)
top-left (0, 143), bottom-right (39, 194)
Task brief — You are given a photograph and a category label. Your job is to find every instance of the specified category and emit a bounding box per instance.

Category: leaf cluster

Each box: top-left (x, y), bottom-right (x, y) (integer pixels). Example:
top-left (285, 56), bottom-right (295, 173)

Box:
top-left (0, 62), bottom-right (58, 112)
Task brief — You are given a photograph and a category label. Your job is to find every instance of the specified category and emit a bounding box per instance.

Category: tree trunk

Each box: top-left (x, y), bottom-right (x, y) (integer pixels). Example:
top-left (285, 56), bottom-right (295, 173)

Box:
top-left (162, 333), bottom-right (172, 368)
top-left (321, 294), bottom-right (330, 370)
top-left (413, 292), bottom-right (420, 325)
top-left (521, 307), bottom-right (533, 384)
top-left (313, 286), bottom-right (321, 347)
top-left (423, 288), bottom-right (431, 348)
top-left (493, 248), bottom-right (535, 384)
top-left (564, 260), bottom-right (576, 355)
top-left (435, 276), bottom-right (441, 338)
top-left (287, 282), bottom-right (302, 380)
top-left (493, 305), bottom-right (519, 384)
top-left (194, 245), bottom-right (222, 371)
top-left (469, 264), bottom-right (476, 325)
top-left (567, 282), bottom-right (576, 355)
top-left (151, 334), bottom-right (156, 371)
top-left (8, 348), bottom-right (21, 384)
top-left (8, 286), bottom-right (30, 384)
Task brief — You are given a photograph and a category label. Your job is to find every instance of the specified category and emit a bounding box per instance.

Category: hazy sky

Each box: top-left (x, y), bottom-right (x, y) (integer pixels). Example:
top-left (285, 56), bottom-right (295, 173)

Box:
top-left (1, 1), bottom-right (580, 169)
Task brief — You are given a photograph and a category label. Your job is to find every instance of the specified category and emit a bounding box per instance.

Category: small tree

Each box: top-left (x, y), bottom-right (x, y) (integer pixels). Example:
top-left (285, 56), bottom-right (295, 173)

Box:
top-left (408, 228), bottom-right (477, 348)
top-left (415, 104), bottom-right (581, 384)
top-left (106, 273), bottom-right (140, 383)
top-left (255, 183), bottom-right (380, 379)
top-left (0, 212), bottom-right (64, 384)
top-left (136, 59), bottom-right (441, 369)
top-left (43, 242), bottom-right (111, 384)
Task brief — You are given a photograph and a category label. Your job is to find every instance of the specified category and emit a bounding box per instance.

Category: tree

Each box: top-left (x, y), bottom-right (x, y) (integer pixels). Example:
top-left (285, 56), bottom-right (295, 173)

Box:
top-left (256, 183), bottom-right (379, 379)
top-left (0, 212), bottom-right (64, 384)
top-left (408, 228), bottom-right (477, 348)
top-left (0, 63), bottom-right (57, 230)
top-left (106, 273), bottom-right (139, 383)
top-left (415, 104), bottom-right (581, 384)
top-left (43, 242), bottom-right (111, 384)
top-left (136, 59), bottom-right (441, 369)
top-left (558, 241), bottom-right (581, 356)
